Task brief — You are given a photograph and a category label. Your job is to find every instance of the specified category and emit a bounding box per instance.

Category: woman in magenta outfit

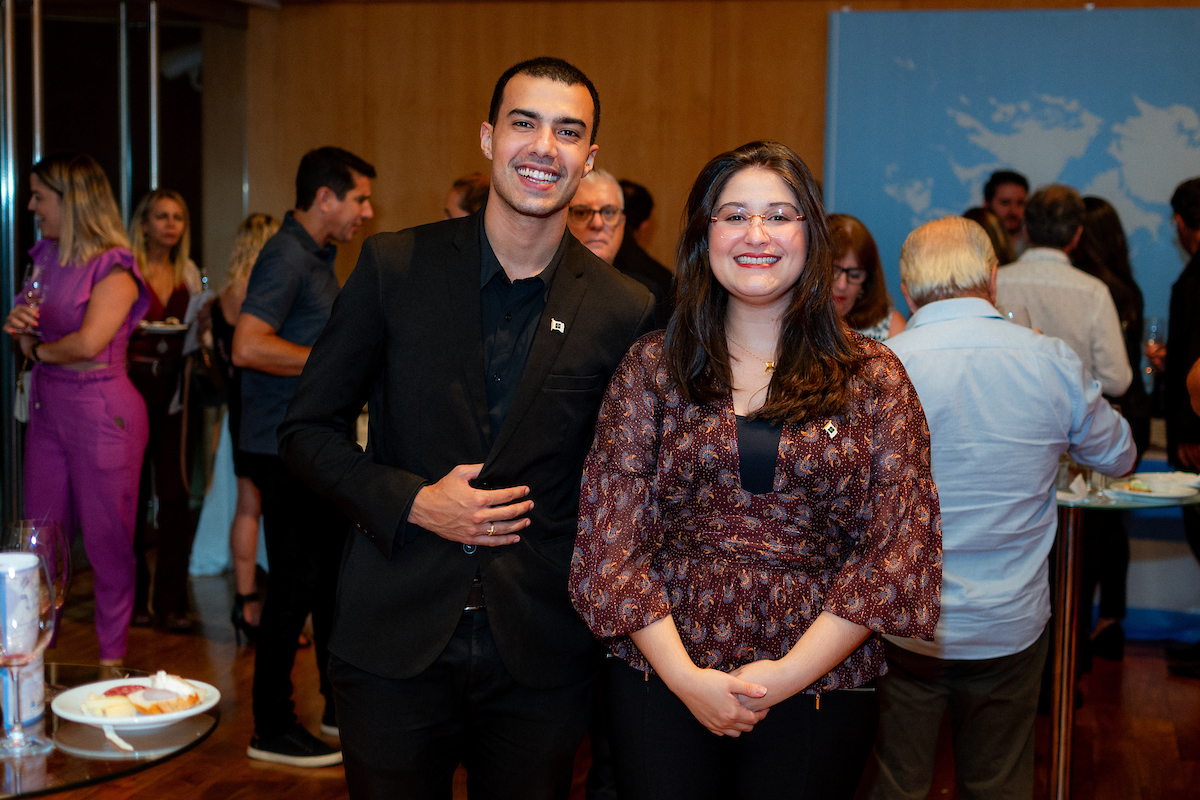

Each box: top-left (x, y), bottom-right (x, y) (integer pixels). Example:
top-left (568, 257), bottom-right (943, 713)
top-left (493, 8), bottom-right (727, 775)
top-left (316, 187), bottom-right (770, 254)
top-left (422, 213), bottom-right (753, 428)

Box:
top-left (3, 153), bottom-right (150, 666)
top-left (569, 142), bottom-right (942, 799)
top-left (127, 189), bottom-right (204, 632)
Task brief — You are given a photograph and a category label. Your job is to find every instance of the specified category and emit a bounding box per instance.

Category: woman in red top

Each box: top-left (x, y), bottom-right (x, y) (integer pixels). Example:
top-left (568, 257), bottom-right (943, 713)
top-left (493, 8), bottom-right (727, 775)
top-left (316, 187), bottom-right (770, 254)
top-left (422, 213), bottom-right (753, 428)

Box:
top-left (127, 189), bottom-right (204, 632)
top-left (569, 142), bottom-right (942, 799)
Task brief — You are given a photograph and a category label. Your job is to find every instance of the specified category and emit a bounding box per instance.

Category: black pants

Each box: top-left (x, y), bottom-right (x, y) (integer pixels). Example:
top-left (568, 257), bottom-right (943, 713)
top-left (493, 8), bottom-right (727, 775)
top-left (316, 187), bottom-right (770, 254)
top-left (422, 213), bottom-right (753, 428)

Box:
top-left (605, 657), bottom-right (878, 800)
top-left (330, 610), bottom-right (594, 800)
top-left (131, 365), bottom-right (201, 620)
top-left (246, 452), bottom-right (348, 739)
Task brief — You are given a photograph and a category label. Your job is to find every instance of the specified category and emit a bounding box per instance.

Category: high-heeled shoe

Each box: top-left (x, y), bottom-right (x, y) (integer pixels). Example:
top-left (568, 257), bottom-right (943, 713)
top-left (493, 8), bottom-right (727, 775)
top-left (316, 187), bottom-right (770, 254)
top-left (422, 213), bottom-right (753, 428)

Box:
top-left (231, 592), bottom-right (261, 646)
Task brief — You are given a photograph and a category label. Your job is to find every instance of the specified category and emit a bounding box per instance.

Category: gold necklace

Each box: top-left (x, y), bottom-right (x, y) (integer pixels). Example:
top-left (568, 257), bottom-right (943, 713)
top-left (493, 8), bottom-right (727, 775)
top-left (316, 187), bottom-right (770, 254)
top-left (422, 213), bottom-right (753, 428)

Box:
top-left (727, 336), bottom-right (777, 374)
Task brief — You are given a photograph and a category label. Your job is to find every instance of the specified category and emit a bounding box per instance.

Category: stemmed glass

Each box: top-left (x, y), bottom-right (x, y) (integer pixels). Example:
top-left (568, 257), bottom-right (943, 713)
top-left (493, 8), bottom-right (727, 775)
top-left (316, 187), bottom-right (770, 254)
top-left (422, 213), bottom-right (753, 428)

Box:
top-left (21, 265), bottom-right (46, 312)
top-left (0, 525), bottom-right (60, 757)
top-left (5, 522), bottom-right (70, 619)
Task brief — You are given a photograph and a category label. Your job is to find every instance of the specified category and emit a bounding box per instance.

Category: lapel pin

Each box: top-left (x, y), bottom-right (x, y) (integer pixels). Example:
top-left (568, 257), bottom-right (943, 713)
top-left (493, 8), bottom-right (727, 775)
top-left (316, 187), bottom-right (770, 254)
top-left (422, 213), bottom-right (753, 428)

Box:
top-left (551, 318), bottom-right (566, 334)
top-left (823, 421), bottom-right (838, 439)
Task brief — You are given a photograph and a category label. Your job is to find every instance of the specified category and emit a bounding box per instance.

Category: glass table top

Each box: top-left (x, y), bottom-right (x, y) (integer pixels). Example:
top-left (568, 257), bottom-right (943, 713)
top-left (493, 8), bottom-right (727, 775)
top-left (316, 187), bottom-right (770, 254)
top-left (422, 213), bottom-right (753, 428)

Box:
top-left (0, 663), bottom-right (217, 798)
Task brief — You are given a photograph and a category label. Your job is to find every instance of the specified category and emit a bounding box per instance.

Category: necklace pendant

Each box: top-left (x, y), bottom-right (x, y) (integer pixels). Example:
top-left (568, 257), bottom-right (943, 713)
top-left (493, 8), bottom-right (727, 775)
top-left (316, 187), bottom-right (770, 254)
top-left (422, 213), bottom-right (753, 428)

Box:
top-left (764, 361), bottom-right (776, 373)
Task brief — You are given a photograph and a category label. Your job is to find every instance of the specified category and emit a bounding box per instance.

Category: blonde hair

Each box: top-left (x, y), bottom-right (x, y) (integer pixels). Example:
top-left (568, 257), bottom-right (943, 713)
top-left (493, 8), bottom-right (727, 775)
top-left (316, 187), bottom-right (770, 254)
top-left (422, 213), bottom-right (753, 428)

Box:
top-left (32, 153), bottom-right (130, 266)
top-left (224, 213), bottom-right (280, 289)
top-left (900, 216), bottom-right (996, 307)
top-left (130, 189), bottom-right (191, 286)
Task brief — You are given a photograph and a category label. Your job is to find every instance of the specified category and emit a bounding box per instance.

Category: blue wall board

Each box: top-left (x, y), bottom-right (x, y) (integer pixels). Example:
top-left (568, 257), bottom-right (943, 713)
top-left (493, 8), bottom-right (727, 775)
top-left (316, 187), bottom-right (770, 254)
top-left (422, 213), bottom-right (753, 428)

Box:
top-left (825, 8), bottom-right (1200, 324)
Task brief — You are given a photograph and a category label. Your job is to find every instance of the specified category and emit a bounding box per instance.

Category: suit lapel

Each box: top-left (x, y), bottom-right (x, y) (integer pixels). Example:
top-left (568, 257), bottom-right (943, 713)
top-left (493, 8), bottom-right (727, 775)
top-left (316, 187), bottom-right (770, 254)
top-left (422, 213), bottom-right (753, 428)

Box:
top-left (441, 219), bottom-right (492, 443)
top-left (485, 242), bottom-right (589, 462)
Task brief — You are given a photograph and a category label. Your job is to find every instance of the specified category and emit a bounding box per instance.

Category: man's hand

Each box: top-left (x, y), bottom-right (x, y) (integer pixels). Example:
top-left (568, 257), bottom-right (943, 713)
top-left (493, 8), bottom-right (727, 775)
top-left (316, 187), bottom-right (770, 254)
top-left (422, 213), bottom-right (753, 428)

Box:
top-left (408, 463), bottom-right (531, 547)
top-left (1178, 443), bottom-right (1200, 471)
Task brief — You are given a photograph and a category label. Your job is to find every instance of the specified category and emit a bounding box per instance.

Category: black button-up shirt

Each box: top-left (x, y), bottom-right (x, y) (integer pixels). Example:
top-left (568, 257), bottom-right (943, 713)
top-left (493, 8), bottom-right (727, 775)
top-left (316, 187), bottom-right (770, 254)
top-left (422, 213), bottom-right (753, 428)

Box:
top-left (479, 215), bottom-right (567, 442)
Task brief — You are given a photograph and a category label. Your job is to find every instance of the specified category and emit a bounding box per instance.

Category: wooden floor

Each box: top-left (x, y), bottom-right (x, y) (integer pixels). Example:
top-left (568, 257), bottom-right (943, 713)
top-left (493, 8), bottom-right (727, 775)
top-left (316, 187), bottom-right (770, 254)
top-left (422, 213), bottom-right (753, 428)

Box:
top-left (47, 566), bottom-right (1200, 800)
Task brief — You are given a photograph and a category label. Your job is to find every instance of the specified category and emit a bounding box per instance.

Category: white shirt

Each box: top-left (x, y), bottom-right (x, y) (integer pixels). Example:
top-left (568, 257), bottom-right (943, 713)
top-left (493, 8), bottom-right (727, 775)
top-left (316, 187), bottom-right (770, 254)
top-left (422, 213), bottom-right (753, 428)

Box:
top-left (885, 297), bottom-right (1136, 660)
top-left (995, 248), bottom-right (1132, 396)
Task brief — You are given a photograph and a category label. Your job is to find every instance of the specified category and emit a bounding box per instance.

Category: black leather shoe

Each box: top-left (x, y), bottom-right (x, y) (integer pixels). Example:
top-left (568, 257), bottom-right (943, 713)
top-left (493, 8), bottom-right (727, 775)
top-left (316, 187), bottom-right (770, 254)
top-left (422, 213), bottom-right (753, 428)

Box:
top-left (1165, 641), bottom-right (1200, 663)
top-left (231, 592), bottom-right (260, 646)
top-left (1091, 623), bottom-right (1125, 662)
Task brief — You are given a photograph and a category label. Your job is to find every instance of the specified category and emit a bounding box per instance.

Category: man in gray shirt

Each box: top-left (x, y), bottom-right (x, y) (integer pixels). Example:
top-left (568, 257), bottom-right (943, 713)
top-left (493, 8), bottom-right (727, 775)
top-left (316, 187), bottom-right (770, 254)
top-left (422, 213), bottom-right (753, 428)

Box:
top-left (995, 184), bottom-right (1132, 397)
top-left (232, 146), bottom-right (375, 767)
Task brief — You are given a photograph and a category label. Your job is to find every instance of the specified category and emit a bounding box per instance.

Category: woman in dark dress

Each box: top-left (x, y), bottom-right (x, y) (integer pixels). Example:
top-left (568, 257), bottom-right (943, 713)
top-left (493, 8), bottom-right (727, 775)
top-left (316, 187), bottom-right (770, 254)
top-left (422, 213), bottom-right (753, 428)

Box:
top-left (569, 142), bottom-right (942, 799)
top-left (211, 213), bottom-right (280, 643)
top-left (1072, 195), bottom-right (1151, 662)
top-left (127, 189), bottom-right (204, 632)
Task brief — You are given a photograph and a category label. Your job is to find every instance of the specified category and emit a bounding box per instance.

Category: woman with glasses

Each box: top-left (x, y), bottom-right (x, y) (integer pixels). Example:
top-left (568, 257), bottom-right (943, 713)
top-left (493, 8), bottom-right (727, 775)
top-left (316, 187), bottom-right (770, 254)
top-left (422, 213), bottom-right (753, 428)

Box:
top-left (569, 141), bottom-right (941, 799)
top-left (828, 214), bottom-right (906, 342)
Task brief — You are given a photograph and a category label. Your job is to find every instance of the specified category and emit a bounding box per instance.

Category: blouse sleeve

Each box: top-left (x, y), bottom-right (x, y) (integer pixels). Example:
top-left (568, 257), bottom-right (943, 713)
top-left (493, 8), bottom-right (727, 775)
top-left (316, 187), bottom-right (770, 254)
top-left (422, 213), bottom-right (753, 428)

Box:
top-left (569, 335), bottom-right (672, 640)
top-left (823, 347), bottom-right (943, 641)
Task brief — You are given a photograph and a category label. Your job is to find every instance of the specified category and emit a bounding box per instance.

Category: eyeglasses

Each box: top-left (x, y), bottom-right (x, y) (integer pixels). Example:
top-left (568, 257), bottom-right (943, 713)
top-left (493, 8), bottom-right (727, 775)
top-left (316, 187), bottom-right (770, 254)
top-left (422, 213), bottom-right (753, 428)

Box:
top-left (834, 266), bottom-right (867, 284)
top-left (568, 205), bottom-right (623, 225)
top-left (710, 205), bottom-right (806, 234)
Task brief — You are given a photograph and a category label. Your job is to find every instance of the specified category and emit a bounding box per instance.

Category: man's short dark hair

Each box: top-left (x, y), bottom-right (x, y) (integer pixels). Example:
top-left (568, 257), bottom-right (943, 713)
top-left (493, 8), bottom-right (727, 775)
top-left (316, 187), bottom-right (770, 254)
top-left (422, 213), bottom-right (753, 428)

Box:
top-left (620, 180), bottom-right (654, 231)
top-left (295, 147), bottom-right (376, 211)
top-left (488, 57), bottom-right (600, 144)
top-left (1171, 177), bottom-right (1200, 231)
top-left (984, 170), bottom-right (1030, 203)
top-left (1024, 184), bottom-right (1085, 249)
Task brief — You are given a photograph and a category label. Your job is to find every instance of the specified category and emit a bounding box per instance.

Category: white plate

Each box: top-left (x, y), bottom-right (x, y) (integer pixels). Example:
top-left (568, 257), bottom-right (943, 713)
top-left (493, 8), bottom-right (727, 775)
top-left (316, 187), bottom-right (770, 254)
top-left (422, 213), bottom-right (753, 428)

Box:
top-left (51, 678), bottom-right (219, 730)
top-left (1107, 481), bottom-right (1199, 503)
top-left (1132, 471), bottom-right (1200, 489)
top-left (139, 321), bottom-right (188, 333)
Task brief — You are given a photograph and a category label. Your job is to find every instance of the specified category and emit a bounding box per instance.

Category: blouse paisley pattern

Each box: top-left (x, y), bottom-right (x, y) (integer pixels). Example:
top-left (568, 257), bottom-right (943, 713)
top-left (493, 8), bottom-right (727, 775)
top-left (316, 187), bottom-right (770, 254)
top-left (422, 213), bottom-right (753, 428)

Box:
top-left (569, 330), bottom-right (942, 693)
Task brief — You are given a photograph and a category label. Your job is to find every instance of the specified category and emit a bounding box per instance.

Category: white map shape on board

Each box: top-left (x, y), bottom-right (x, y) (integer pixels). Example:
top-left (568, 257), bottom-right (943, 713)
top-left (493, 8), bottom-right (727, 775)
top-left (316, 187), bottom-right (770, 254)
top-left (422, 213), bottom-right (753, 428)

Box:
top-left (1108, 97), bottom-right (1200, 207)
top-left (948, 95), bottom-right (1103, 184)
top-left (884, 94), bottom-right (1200, 248)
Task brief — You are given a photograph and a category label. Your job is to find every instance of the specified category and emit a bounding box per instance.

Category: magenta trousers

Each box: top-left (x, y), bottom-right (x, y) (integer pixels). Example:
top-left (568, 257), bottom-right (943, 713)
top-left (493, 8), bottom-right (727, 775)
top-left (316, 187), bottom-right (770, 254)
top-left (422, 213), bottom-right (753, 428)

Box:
top-left (24, 364), bottom-right (149, 660)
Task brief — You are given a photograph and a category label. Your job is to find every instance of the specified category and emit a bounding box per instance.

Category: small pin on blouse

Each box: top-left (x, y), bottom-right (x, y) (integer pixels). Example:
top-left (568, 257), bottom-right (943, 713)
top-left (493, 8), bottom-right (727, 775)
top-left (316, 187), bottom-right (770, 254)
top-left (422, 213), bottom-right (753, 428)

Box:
top-left (551, 318), bottom-right (566, 333)
top-left (823, 421), bottom-right (837, 439)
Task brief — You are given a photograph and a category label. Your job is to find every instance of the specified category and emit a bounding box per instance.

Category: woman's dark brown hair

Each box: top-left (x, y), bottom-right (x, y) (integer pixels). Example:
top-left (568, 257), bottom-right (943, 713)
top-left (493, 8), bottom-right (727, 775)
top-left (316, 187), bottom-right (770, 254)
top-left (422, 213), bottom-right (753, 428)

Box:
top-left (828, 213), bottom-right (888, 330)
top-left (665, 140), bottom-right (858, 424)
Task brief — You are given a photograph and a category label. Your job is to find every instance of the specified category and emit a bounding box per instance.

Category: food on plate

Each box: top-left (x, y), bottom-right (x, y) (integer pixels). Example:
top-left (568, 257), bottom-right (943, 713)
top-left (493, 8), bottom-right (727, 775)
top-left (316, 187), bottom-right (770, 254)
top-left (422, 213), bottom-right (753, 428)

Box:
top-left (81, 671), bottom-right (207, 717)
top-left (81, 693), bottom-right (137, 717)
top-left (1124, 479), bottom-right (1153, 493)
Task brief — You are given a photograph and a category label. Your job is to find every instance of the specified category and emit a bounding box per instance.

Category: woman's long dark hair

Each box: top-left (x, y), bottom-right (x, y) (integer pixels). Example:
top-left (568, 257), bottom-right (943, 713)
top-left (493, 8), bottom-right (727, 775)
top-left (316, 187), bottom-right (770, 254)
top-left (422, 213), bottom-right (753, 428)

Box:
top-left (665, 141), bottom-right (859, 424)
top-left (1072, 196), bottom-right (1145, 400)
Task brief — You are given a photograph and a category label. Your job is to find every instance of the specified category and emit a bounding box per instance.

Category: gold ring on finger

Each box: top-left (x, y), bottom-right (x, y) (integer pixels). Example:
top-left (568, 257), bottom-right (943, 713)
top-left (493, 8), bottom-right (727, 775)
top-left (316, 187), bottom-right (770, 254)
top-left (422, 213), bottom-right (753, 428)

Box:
top-left (487, 523), bottom-right (496, 535)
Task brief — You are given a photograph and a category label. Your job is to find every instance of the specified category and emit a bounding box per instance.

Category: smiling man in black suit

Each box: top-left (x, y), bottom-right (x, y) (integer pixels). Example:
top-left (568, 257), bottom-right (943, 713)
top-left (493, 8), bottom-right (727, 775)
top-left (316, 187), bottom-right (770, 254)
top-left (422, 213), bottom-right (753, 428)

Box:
top-left (278, 57), bottom-right (655, 799)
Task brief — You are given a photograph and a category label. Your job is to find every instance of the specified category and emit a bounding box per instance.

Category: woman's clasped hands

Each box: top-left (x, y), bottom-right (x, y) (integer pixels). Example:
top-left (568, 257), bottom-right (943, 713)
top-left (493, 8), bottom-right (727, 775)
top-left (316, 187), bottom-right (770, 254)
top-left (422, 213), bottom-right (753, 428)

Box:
top-left (668, 664), bottom-right (771, 737)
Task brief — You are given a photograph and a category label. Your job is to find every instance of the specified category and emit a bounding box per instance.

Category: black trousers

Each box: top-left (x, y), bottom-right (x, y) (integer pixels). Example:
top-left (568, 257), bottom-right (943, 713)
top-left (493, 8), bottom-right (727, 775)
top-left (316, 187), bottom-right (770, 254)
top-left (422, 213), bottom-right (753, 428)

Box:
top-left (330, 610), bottom-right (594, 800)
top-left (246, 452), bottom-right (348, 739)
top-left (131, 365), bottom-right (201, 620)
top-left (605, 657), bottom-right (878, 800)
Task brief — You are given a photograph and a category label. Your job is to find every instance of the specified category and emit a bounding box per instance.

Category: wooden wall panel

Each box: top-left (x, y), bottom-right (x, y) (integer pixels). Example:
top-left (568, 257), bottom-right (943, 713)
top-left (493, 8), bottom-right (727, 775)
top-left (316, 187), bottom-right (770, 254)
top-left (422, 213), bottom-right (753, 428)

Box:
top-left (243, 0), bottom-right (1198, 278)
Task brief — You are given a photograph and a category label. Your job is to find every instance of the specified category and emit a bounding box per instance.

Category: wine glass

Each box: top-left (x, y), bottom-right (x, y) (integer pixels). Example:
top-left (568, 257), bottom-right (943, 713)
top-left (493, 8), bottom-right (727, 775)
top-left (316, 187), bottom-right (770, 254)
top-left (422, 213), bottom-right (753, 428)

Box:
top-left (5, 522), bottom-right (70, 618)
top-left (0, 547), bottom-right (55, 757)
top-left (21, 264), bottom-right (45, 318)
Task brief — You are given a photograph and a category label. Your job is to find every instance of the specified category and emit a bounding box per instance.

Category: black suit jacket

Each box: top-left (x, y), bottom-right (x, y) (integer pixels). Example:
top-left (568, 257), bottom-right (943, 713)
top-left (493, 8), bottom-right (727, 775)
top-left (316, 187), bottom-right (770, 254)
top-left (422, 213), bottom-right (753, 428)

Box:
top-left (278, 213), bottom-right (656, 689)
top-left (613, 237), bottom-right (675, 329)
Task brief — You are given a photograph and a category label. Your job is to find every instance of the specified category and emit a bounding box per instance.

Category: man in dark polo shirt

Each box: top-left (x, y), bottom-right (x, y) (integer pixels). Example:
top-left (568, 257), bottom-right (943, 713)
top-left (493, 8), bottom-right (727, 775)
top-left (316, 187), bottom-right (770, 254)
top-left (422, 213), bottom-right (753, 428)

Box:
top-left (232, 146), bottom-right (375, 767)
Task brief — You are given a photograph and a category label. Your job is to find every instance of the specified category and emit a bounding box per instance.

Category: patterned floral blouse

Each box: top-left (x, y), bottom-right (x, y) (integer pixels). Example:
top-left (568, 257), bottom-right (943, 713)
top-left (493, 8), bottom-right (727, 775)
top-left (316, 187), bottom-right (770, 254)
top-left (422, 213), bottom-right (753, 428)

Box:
top-left (569, 330), bottom-right (942, 693)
